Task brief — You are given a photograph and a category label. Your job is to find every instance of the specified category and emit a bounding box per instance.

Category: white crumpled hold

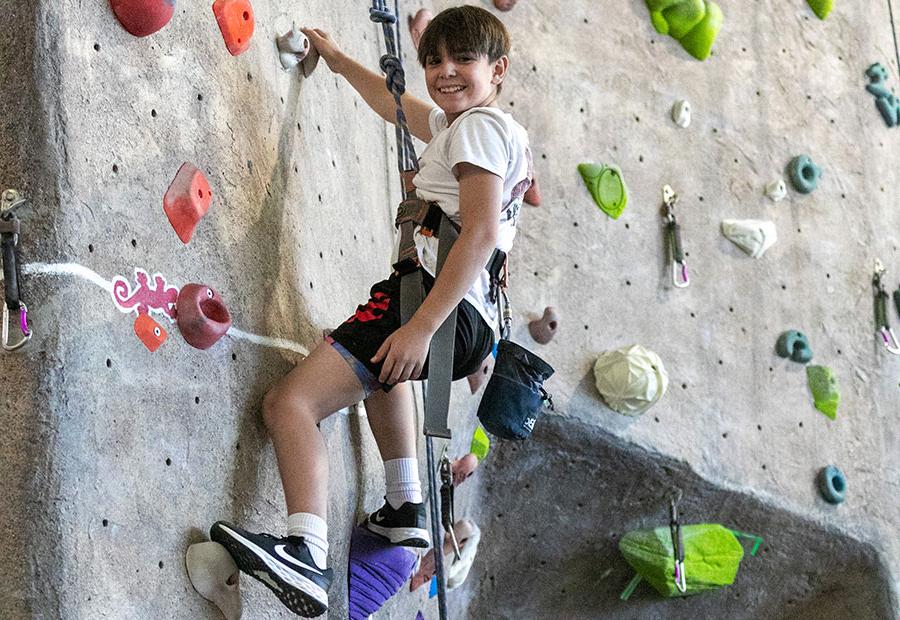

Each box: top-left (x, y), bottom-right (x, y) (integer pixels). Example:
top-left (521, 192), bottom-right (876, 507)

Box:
top-left (671, 99), bottom-right (692, 128)
top-left (593, 344), bottom-right (669, 417)
top-left (765, 178), bottom-right (787, 202)
top-left (186, 541), bottom-right (242, 620)
top-left (721, 218), bottom-right (778, 258)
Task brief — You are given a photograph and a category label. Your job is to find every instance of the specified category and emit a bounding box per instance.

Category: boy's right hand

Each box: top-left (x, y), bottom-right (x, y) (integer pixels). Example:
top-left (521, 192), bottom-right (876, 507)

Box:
top-left (301, 28), bottom-right (347, 75)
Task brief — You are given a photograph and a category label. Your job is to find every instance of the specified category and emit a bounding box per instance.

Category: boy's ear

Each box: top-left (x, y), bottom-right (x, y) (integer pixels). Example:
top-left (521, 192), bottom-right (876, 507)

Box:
top-left (491, 55), bottom-right (510, 85)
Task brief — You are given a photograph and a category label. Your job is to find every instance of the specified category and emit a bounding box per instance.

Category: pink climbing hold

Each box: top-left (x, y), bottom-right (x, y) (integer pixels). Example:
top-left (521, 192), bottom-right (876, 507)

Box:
top-left (528, 306), bottom-right (559, 344)
top-left (109, 0), bottom-right (175, 37)
top-left (452, 453), bottom-right (479, 487)
top-left (164, 162), bottom-right (212, 244)
top-left (524, 174), bottom-right (542, 206)
top-left (493, 0), bottom-right (518, 11)
top-left (176, 284), bottom-right (232, 350)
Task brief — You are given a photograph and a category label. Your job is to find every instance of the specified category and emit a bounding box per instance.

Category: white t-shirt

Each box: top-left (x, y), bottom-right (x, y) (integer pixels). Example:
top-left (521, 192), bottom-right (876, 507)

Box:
top-left (412, 106), bottom-right (532, 330)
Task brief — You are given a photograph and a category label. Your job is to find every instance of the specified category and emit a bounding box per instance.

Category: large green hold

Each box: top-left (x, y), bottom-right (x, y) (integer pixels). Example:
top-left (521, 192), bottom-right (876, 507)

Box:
top-left (806, 365), bottom-right (839, 419)
top-left (807, 0), bottom-right (833, 19)
top-left (619, 524), bottom-right (745, 597)
top-left (578, 163), bottom-right (628, 219)
top-left (645, 0), bottom-right (723, 61)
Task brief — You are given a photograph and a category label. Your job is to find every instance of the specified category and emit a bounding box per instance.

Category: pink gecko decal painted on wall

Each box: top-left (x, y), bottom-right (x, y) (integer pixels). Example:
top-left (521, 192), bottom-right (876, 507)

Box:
top-left (111, 268), bottom-right (179, 321)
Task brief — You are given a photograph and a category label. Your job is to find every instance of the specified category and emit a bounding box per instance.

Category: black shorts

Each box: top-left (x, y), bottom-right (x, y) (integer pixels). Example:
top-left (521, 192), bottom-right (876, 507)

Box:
top-left (328, 269), bottom-right (495, 397)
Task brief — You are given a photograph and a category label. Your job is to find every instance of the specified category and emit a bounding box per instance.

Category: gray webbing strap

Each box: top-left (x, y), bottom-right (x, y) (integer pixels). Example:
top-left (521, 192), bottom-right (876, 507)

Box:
top-left (421, 215), bottom-right (458, 438)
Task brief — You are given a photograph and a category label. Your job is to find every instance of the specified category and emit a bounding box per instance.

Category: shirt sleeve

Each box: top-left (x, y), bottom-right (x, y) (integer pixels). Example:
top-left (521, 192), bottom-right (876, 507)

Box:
top-left (447, 110), bottom-right (510, 179)
top-left (428, 107), bottom-right (447, 136)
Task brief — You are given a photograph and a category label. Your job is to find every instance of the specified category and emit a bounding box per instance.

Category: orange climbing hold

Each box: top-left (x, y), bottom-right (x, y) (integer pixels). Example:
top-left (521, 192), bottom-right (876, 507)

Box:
top-left (134, 313), bottom-right (167, 352)
top-left (164, 162), bottom-right (212, 244)
top-left (212, 0), bottom-right (255, 56)
top-left (110, 0), bottom-right (175, 37)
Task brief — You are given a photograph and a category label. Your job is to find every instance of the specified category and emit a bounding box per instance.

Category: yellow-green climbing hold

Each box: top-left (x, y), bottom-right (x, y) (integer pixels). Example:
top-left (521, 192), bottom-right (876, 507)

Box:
top-left (806, 365), bottom-right (839, 419)
top-left (470, 425), bottom-right (490, 461)
top-left (646, 0), bottom-right (723, 61)
top-left (578, 163), bottom-right (628, 220)
top-left (807, 0), bottom-right (833, 19)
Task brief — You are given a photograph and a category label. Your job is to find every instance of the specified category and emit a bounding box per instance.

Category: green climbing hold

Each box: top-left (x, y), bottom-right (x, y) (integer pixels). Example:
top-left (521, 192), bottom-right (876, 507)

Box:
top-left (776, 330), bottom-right (813, 364)
top-left (578, 163), bottom-right (628, 220)
top-left (645, 0), bottom-right (723, 61)
top-left (619, 524), bottom-right (745, 598)
top-left (807, 0), bottom-right (833, 19)
top-left (806, 365), bottom-right (839, 419)
top-left (470, 425), bottom-right (490, 461)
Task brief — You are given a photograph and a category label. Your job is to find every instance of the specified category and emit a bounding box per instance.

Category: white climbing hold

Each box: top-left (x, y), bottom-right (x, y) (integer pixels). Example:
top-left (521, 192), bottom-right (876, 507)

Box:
top-left (593, 344), bottom-right (669, 417)
top-left (765, 179), bottom-right (787, 202)
top-left (277, 24), bottom-right (318, 76)
top-left (671, 99), bottom-right (692, 128)
top-left (447, 521), bottom-right (481, 590)
top-left (186, 541), bottom-right (242, 620)
top-left (721, 219), bottom-right (778, 258)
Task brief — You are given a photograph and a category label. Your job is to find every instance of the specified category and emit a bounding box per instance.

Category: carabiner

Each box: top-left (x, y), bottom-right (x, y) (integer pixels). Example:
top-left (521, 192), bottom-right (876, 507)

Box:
top-left (2, 302), bottom-right (31, 351)
top-left (663, 185), bottom-right (690, 289)
top-left (439, 454), bottom-right (461, 560)
top-left (873, 260), bottom-right (900, 355)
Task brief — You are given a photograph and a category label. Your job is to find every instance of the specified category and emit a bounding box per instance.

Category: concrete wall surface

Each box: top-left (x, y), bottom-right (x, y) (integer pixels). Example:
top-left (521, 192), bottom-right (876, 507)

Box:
top-left (0, 0), bottom-right (898, 619)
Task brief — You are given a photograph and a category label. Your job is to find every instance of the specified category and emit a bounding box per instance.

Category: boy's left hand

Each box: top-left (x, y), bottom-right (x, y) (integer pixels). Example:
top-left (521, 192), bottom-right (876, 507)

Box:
top-left (372, 322), bottom-right (434, 385)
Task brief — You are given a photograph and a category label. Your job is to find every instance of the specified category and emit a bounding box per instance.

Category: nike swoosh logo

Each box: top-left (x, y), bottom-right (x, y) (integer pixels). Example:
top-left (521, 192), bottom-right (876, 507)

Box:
top-left (274, 545), bottom-right (323, 575)
top-left (373, 512), bottom-right (386, 523)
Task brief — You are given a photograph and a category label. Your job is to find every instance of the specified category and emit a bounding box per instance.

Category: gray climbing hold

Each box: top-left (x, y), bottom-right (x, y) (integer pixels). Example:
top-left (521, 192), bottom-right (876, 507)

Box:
top-left (765, 178), bottom-right (787, 202)
top-left (776, 330), bottom-right (813, 364)
top-left (788, 155), bottom-right (821, 194)
top-left (817, 465), bottom-right (846, 504)
top-left (671, 99), bottom-right (692, 128)
top-left (186, 541), bottom-right (242, 620)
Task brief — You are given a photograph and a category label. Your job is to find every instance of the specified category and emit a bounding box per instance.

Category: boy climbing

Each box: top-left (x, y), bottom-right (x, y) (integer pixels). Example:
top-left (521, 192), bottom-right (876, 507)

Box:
top-left (209, 6), bottom-right (532, 617)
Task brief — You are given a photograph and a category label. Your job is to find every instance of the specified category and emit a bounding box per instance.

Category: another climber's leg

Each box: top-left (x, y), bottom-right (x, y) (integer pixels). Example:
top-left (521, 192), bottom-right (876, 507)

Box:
top-left (363, 382), bottom-right (430, 548)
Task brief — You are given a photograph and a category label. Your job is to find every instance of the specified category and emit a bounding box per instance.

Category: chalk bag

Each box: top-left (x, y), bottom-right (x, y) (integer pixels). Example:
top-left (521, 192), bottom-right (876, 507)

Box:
top-left (476, 339), bottom-right (554, 440)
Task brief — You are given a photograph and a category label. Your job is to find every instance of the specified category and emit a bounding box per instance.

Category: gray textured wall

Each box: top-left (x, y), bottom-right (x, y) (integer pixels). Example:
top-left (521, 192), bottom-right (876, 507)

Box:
top-left (1, 0), bottom-right (898, 618)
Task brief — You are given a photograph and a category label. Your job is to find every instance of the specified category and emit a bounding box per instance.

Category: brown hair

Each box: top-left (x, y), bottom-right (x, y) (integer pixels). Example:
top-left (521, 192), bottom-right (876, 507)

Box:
top-left (417, 6), bottom-right (511, 68)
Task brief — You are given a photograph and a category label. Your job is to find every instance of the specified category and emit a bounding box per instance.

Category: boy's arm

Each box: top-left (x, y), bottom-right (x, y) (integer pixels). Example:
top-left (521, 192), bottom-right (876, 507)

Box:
top-left (303, 28), bottom-right (434, 142)
top-left (372, 162), bottom-right (502, 384)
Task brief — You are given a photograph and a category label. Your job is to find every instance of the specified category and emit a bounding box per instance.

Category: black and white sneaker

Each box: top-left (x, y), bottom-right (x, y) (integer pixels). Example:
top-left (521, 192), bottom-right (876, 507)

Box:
top-left (210, 521), bottom-right (332, 618)
top-left (364, 501), bottom-right (430, 548)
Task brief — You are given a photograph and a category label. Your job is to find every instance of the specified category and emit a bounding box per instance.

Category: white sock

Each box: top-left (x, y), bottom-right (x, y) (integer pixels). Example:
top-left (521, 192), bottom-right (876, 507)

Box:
top-left (286, 512), bottom-right (328, 568)
top-left (384, 457), bottom-right (423, 509)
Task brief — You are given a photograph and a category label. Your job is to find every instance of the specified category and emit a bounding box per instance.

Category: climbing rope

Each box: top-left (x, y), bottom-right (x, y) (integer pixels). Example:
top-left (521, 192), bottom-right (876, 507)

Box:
top-left (368, 3), bottom-right (452, 618)
top-left (887, 0), bottom-right (900, 81)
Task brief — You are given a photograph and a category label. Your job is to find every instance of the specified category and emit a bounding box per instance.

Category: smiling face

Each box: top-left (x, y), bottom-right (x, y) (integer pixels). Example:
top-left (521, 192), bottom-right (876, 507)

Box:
top-left (424, 44), bottom-right (508, 123)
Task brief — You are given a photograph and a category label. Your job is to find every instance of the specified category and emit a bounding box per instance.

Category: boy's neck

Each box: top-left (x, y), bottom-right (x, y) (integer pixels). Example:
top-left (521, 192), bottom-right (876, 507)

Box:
top-left (444, 101), bottom-right (500, 126)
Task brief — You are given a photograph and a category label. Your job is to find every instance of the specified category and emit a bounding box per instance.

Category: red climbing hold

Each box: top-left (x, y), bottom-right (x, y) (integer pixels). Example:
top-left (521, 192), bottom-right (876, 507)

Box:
top-left (134, 313), bottom-right (167, 352)
top-left (109, 0), bottom-right (175, 37)
top-left (212, 0), bottom-right (255, 56)
top-left (176, 284), bottom-right (232, 350)
top-left (163, 162), bottom-right (212, 244)
top-left (493, 0), bottom-right (518, 11)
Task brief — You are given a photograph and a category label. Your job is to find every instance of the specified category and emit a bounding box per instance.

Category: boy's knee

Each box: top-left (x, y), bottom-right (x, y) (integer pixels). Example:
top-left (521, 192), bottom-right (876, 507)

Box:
top-left (262, 387), bottom-right (306, 431)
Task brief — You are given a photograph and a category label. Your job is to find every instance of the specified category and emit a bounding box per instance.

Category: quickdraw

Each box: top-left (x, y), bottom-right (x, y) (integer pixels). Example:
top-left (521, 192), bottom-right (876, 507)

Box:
top-left (662, 185), bottom-right (690, 289)
top-left (439, 451), bottom-right (461, 561)
top-left (669, 489), bottom-right (687, 593)
top-left (873, 259), bottom-right (900, 354)
top-left (1, 189), bottom-right (32, 351)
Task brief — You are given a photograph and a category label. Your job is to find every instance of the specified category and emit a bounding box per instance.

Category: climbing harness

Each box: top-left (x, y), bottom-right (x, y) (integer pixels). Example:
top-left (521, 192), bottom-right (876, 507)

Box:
top-left (872, 259), bottom-right (900, 354)
top-left (1, 189), bottom-right (32, 351)
top-left (669, 490), bottom-right (687, 593)
top-left (662, 185), bottom-right (689, 288)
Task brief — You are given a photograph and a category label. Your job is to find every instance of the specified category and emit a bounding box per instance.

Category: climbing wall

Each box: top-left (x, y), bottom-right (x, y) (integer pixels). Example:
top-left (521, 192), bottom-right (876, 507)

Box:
top-left (1, 1), bottom-right (898, 620)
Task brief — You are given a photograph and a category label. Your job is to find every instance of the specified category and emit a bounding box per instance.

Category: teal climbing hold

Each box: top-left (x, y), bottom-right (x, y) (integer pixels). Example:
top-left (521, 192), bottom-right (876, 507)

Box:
top-left (645, 0), bottom-right (723, 61)
top-left (817, 465), bottom-right (845, 504)
top-left (788, 155), bottom-right (821, 194)
top-left (578, 163), bottom-right (628, 220)
top-left (776, 330), bottom-right (813, 363)
top-left (806, 365), bottom-right (839, 420)
top-left (865, 63), bottom-right (899, 127)
top-left (807, 0), bottom-right (833, 20)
